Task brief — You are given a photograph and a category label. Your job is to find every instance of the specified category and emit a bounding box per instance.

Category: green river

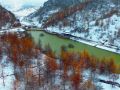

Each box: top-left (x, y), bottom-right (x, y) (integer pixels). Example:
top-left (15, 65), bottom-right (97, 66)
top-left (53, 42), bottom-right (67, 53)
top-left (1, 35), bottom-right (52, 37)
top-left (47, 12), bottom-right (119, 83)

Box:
top-left (27, 30), bottom-right (120, 65)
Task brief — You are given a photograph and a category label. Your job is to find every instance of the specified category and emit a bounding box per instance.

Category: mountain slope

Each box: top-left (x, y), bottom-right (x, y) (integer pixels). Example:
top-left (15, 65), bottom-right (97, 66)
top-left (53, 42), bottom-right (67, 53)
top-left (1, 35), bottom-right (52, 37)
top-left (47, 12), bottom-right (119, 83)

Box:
top-left (27, 0), bottom-right (86, 23)
top-left (0, 5), bottom-right (16, 29)
top-left (14, 5), bottom-right (38, 18)
top-left (12, 5), bottom-right (40, 26)
top-left (27, 0), bottom-right (120, 51)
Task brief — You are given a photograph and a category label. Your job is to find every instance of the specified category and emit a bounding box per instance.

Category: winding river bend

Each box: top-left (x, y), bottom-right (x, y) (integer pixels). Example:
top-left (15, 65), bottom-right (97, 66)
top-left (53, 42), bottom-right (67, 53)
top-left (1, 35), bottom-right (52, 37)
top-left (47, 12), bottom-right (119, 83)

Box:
top-left (27, 30), bottom-right (120, 65)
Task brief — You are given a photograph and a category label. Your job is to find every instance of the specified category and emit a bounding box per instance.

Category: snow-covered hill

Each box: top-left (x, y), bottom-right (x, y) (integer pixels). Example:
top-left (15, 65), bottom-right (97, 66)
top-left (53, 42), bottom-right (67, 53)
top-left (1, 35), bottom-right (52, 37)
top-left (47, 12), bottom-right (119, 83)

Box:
top-left (12, 6), bottom-right (39, 26)
top-left (26, 0), bottom-right (120, 53)
top-left (14, 7), bottom-right (37, 17)
top-left (0, 0), bottom-right (48, 11)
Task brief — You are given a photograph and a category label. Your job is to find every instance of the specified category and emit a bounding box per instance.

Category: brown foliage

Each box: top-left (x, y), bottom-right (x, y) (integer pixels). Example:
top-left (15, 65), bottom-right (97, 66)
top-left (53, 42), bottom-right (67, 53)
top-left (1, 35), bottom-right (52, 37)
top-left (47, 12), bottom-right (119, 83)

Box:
top-left (81, 79), bottom-right (96, 90)
top-left (107, 58), bottom-right (117, 74)
top-left (80, 50), bottom-right (91, 69)
top-left (45, 57), bottom-right (58, 73)
top-left (71, 73), bottom-right (82, 90)
top-left (0, 32), bottom-right (38, 67)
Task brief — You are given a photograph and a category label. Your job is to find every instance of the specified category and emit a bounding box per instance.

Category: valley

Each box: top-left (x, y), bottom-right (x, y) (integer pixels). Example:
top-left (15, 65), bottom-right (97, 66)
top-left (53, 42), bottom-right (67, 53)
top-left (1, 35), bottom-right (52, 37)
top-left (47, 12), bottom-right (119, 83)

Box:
top-left (27, 29), bottom-right (120, 65)
top-left (0, 0), bottom-right (120, 90)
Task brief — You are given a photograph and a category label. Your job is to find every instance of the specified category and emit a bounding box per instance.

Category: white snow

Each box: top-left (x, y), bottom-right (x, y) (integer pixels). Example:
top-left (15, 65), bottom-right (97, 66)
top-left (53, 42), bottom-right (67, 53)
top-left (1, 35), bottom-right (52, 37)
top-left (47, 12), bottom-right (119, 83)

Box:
top-left (14, 8), bottom-right (37, 18)
top-left (83, 70), bottom-right (120, 90)
top-left (0, 28), bottom-right (25, 34)
top-left (0, 56), bottom-right (15, 90)
top-left (0, 0), bottom-right (48, 11)
top-left (97, 75), bottom-right (120, 90)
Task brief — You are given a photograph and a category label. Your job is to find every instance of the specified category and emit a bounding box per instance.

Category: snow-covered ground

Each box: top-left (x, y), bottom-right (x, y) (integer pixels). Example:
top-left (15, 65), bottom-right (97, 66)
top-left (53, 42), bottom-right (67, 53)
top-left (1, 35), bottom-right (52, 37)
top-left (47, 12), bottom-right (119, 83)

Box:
top-left (0, 28), bottom-right (25, 34)
top-left (0, 53), bottom-right (45, 90)
top-left (0, 28), bottom-right (25, 90)
top-left (98, 76), bottom-right (120, 90)
top-left (83, 70), bottom-right (120, 90)
top-left (0, 56), bottom-right (15, 90)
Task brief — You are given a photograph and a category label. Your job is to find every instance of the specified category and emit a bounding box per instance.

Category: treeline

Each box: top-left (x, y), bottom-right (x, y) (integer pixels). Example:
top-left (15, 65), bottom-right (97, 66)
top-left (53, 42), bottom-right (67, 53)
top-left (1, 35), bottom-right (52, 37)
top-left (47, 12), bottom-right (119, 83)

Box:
top-left (0, 32), bottom-right (120, 90)
top-left (60, 48), bottom-right (119, 74)
top-left (0, 32), bottom-right (39, 72)
top-left (42, 45), bottom-right (120, 90)
top-left (43, 0), bottom-right (92, 28)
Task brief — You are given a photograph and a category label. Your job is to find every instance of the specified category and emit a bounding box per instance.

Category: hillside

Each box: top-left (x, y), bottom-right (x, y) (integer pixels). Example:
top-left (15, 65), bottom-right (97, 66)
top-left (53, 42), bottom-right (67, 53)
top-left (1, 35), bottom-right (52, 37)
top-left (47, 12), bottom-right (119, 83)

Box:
top-left (27, 0), bottom-right (86, 23)
top-left (0, 5), bottom-right (16, 29)
top-left (26, 0), bottom-right (120, 52)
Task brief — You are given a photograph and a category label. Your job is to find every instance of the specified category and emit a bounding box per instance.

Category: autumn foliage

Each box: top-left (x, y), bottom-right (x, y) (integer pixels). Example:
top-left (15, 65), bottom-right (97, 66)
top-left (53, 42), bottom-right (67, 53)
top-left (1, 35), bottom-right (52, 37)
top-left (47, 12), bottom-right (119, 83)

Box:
top-left (0, 32), bottom-right (119, 90)
top-left (0, 32), bottom-right (38, 67)
top-left (71, 73), bottom-right (82, 90)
